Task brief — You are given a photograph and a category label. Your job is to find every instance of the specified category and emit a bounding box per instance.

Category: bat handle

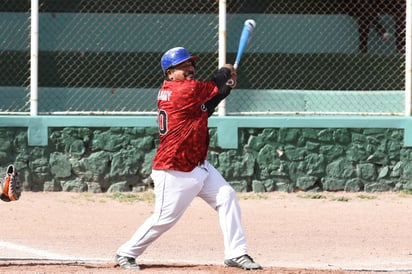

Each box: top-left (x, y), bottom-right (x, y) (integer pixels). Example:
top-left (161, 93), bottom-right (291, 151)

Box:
top-left (225, 62), bottom-right (238, 86)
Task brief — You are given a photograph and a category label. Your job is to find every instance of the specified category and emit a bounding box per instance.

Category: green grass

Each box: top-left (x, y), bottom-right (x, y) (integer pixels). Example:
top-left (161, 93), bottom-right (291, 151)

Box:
top-left (297, 193), bottom-right (327, 200)
top-left (398, 190), bottom-right (412, 197)
top-left (68, 192), bottom-right (105, 204)
top-left (237, 192), bottom-right (269, 200)
top-left (297, 192), bottom-right (352, 202)
top-left (357, 194), bottom-right (377, 200)
top-left (329, 196), bottom-right (350, 202)
top-left (62, 191), bottom-right (156, 205)
top-left (108, 191), bottom-right (155, 203)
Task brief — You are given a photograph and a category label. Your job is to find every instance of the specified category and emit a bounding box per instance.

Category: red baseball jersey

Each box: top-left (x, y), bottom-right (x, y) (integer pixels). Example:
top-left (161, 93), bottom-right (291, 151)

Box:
top-left (152, 79), bottom-right (219, 172)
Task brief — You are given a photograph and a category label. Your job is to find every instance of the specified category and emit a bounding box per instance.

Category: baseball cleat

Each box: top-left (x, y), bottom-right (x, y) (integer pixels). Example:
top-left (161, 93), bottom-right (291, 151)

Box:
top-left (115, 254), bottom-right (140, 270)
top-left (224, 254), bottom-right (262, 270)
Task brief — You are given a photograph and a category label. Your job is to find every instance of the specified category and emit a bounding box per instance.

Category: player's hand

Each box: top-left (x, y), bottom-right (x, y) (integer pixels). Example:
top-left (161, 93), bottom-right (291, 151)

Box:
top-left (223, 64), bottom-right (237, 89)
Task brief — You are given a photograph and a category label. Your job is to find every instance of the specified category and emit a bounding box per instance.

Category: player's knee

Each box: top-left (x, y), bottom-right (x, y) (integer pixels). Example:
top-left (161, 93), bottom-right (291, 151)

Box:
top-left (218, 185), bottom-right (237, 202)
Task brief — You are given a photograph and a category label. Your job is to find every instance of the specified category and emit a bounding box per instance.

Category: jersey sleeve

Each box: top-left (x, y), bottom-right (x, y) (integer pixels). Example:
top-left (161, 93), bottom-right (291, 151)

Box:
top-left (195, 80), bottom-right (220, 103)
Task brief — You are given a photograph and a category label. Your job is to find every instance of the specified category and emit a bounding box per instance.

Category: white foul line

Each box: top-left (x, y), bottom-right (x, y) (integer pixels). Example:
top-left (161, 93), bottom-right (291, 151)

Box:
top-left (0, 241), bottom-right (107, 262)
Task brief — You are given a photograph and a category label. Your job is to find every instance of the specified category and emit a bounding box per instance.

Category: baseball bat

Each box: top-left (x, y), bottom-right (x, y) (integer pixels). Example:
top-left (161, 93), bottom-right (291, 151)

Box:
top-left (227, 19), bottom-right (256, 86)
top-left (233, 19), bottom-right (256, 70)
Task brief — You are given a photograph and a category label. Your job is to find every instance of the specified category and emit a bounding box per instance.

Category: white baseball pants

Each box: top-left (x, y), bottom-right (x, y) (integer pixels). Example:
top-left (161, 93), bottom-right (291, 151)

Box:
top-left (116, 160), bottom-right (248, 260)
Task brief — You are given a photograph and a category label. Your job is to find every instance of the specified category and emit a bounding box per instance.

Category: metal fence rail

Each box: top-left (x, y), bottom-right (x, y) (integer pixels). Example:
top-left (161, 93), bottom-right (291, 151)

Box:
top-left (0, 0), bottom-right (407, 115)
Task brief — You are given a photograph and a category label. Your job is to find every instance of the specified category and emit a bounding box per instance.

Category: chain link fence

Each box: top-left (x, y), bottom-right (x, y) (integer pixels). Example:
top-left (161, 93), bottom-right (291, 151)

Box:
top-left (0, 0), bottom-right (407, 115)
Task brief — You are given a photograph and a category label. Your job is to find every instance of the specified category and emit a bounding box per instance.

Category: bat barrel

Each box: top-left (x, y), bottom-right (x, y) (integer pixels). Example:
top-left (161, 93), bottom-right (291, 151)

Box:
top-left (233, 19), bottom-right (256, 68)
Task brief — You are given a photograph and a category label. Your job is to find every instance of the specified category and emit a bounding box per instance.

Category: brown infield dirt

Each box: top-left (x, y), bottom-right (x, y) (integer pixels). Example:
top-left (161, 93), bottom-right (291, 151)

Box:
top-left (0, 191), bottom-right (411, 273)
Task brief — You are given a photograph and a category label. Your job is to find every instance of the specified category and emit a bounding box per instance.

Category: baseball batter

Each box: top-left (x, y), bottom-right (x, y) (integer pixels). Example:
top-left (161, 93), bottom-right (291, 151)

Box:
top-left (115, 47), bottom-right (262, 270)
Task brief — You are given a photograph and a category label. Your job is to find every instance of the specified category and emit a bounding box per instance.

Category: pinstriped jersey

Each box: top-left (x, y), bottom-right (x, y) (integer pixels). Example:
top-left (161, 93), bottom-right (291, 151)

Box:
top-left (152, 79), bottom-right (219, 172)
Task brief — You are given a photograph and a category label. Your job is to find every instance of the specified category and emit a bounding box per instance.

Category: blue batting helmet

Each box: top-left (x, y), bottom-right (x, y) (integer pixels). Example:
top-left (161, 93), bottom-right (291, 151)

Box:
top-left (161, 47), bottom-right (198, 73)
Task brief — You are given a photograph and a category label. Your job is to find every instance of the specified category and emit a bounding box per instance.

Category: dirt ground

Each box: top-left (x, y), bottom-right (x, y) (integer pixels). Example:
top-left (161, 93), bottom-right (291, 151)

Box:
top-left (0, 191), bottom-right (412, 273)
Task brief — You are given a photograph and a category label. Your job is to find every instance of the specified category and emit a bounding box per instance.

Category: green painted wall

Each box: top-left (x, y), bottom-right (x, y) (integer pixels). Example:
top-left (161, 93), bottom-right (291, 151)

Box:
top-left (0, 12), bottom-right (396, 54)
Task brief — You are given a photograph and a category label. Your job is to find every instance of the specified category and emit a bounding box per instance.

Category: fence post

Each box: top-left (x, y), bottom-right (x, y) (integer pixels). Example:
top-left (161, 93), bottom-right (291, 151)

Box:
top-left (217, 0), bottom-right (227, 116)
top-left (406, 0), bottom-right (412, 116)
top-left (30, 0), bottom-right (39, 116)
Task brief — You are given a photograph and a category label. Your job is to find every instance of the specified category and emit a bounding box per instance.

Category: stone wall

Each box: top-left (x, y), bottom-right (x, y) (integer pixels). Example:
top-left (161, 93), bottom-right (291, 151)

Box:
top-left (1, 126), bottom-right (411, 193)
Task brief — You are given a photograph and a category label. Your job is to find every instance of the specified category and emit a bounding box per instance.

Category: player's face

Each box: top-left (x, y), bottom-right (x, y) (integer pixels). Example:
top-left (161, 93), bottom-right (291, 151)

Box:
top-left (168, 60), bottom-right (196, 81)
